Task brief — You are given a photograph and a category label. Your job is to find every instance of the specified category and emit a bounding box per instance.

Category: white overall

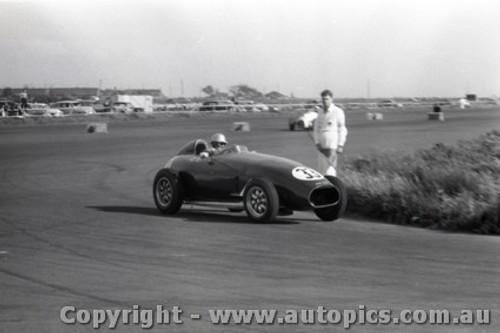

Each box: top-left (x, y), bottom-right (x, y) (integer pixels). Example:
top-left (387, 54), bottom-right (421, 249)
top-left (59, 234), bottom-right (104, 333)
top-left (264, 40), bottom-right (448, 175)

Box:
top-left (313, 104), bottom-right (348, 176)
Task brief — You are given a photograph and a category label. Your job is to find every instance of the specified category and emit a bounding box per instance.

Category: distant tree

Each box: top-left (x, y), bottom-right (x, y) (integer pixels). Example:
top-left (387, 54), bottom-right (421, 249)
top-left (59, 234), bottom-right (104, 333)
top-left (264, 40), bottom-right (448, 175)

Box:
top-left (2, 87), bottom-right (12, 98)
top-left (229, 84), bottom-right (263, 99)
top-left (265, 91), bottom-right (288, 99)
top-left (201, 85), bottom-right (216, 96)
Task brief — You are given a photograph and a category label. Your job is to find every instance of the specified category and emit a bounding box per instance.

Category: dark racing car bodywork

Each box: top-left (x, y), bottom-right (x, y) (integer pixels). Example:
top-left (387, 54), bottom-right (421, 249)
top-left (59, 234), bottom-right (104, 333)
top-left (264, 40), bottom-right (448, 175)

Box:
top-left (153, 140), bottom-right (347, 222)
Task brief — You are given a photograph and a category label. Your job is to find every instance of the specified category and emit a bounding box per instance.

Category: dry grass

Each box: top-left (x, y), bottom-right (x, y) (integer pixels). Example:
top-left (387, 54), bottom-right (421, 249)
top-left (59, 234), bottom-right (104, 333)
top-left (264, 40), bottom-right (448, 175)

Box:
top-left (343, 130), bottom-right (500, 234)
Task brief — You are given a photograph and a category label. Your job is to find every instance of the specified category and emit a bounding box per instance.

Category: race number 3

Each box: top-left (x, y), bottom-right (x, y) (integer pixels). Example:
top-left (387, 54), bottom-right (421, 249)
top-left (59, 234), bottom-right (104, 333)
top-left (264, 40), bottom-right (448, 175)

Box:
top-left (292, 167), bottom-right (324, 181)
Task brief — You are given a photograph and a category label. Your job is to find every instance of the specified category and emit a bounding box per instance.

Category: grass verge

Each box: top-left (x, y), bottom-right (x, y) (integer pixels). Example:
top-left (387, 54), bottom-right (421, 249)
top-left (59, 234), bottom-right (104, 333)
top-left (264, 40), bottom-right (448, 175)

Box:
top-left (343, 130), bottom-right (500, 234)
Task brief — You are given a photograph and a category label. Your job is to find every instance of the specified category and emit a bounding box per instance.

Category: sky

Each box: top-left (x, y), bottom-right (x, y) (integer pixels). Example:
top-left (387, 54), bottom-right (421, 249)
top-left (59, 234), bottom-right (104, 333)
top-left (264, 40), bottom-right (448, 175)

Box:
top-left (0, 0), bottom-right (499, 98)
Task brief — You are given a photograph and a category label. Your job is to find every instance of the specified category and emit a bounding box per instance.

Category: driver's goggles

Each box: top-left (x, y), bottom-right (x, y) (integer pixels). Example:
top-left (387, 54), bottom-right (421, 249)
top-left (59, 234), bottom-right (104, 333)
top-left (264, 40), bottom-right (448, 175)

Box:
top-left (212, 141), bottom-right (226, 148)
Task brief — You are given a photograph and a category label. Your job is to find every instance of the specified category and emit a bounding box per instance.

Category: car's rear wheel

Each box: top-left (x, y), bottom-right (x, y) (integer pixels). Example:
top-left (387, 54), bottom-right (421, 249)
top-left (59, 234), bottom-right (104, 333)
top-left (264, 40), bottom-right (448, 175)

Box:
top-left (153, 169), bottom-right (184, 214)
top-left (314, 176), bottom-right (347, 222)
top-left (244, 179), bottom-right (279, 223)
top-left (289, 123), bottom-right (295, 131)
top-left (297, 120), bottom-right (305, 130)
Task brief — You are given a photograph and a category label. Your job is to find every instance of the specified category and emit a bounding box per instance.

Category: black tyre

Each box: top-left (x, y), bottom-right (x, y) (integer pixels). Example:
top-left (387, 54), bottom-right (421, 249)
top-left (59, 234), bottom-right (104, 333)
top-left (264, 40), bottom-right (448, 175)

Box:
top-left (153, 169), bottom-right (184, 214)
top-left (243, 178), bottom-right (279, 223)
top-left (289, 123), bottom-right (295, 131)
top-left (314, 176), bottom-right (347, 222)
top-left (297, 120), bottom-right (305, 130)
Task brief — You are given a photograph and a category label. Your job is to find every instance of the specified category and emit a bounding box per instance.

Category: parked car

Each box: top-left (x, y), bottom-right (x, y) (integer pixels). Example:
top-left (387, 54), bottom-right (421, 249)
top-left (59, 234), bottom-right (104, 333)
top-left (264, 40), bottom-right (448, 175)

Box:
top-left (111, 102), bottom-right (134, 113)
top-left (0, 99), bottom-right (17, 117)
top-left (152, 140), bottom-right (347, 223)
top-left (479, 97), bottom-right (499, 105)
top-left (92, 103), bottom-right (112, 113)
top-left (78, 100), bottom-right (99, 113)
top-left (235, 100), bottom-right (269, 112)
top-left (433, 99), bottom-right (452, 107)
top-left (24, 103), bottom-right (63, 117)
top-left (50, 100), bottom-right (95, 115)
top-left (198, 100), bottom-right (241, 112)
top-left (244, 103), bottom-right (270, 112)
top-left (377, 99), bottom-right (403, 108)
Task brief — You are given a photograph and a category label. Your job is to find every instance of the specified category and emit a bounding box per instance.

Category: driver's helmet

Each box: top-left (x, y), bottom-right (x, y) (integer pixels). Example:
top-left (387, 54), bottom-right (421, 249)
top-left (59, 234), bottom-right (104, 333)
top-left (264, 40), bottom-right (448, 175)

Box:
top-left (210, 133), bottom-right (228, 149)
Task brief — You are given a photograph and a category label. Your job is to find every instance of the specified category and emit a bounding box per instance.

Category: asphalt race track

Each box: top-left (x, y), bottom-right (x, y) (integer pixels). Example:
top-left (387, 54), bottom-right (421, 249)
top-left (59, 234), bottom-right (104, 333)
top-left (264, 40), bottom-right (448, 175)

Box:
top-left (1, 109), bottom-right (499, 332)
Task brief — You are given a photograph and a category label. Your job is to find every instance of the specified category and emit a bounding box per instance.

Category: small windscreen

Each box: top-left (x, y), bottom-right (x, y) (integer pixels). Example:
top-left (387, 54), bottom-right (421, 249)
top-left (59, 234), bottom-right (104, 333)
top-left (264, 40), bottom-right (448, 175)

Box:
top-left (176, 140), bottom-right (196, 155)
top-left (176, 139), bottom-right (209, 156)
top-left (218, 144), bottom-right (249, 155)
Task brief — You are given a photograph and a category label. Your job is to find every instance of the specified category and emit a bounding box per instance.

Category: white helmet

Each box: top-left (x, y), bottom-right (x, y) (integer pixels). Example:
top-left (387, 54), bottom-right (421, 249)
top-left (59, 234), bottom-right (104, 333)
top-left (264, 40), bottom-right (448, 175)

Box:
top-left (211, 133), bottom-right (227, 143)
top-left (210, 133), bottom-right (227, 148)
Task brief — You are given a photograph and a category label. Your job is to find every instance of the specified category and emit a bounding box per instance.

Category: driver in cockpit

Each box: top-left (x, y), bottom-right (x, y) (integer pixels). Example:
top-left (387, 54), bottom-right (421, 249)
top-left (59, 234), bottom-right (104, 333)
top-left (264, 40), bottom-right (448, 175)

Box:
top-left (200, 133), bottom-right (228, 158)
top-left (209, 133), bottom-right (228, 152)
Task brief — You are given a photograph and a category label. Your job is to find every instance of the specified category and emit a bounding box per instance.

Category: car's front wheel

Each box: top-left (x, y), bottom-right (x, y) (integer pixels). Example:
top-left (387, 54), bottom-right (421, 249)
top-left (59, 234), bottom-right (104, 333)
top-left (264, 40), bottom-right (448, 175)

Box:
top-left (153, 169), bottom-right (184, 214)
top-left (314, 176), bottom-right (347, 221)
top-left (244, 179), bottom-right (279, 223)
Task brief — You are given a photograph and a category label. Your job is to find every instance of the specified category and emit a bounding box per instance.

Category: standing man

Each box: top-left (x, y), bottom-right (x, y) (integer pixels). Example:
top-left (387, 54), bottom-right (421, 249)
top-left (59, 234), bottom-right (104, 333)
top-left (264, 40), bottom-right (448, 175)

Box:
top-left (19, 90), bottom-right (28, 109)
top-left (313, 89), bottom-right (348, 177)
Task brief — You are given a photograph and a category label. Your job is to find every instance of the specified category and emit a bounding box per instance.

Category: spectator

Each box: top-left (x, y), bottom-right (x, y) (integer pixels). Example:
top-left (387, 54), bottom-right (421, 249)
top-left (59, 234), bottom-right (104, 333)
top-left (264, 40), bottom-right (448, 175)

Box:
top-left (1, 103), bottom-right (7, 117)
top-left (19, 90), bottom-right (28, 110)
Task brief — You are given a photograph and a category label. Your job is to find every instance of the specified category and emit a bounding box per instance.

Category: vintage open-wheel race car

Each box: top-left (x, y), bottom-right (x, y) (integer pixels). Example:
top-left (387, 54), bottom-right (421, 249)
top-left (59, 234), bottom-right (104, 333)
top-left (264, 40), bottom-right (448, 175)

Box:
top-left (153, 140), bottom-right (347, 223)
